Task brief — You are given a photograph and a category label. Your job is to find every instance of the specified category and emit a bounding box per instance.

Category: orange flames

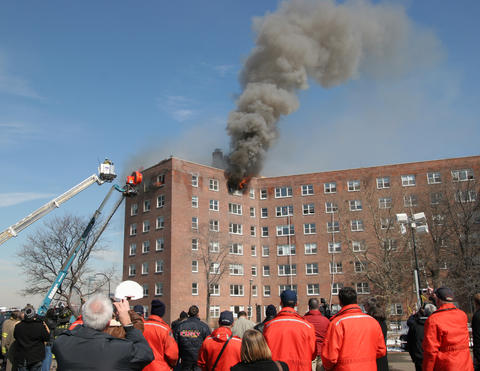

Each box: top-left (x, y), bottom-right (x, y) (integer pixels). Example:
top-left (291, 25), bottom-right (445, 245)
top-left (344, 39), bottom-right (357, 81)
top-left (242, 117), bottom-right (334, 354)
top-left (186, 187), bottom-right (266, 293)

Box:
top-left (238, 176), bottom-right (252, 190)
top-left (126, 171), bottom-right (143, 186)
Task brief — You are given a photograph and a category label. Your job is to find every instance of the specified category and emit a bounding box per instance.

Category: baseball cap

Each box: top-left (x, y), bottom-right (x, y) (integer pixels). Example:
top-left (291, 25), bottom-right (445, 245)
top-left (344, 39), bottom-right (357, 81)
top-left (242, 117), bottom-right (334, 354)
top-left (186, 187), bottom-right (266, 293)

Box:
top-left (435, 287), bottom-right (454, 302)
top-left (219, 311), bottom-right (234, 326)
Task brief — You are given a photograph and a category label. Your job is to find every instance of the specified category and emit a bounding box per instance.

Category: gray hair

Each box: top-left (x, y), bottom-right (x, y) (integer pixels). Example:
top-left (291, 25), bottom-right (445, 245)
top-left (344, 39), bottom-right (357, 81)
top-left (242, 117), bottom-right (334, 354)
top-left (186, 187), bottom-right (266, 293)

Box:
top-left (423, 303), bottom-right (437, 317)
top-left (82, 294), bottom-right (113, 331)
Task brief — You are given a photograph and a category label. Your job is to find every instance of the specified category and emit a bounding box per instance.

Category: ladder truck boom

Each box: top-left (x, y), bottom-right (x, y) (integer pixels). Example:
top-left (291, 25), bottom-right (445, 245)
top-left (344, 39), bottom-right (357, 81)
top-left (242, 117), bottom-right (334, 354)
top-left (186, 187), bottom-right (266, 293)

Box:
top-left (0, 160), bottom-right (117, 246)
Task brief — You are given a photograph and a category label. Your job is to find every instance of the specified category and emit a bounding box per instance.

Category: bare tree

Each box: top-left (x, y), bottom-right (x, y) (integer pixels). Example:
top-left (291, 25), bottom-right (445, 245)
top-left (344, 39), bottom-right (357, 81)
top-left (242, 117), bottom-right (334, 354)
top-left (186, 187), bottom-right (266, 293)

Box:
top-left (17, 214), bottom-right (113, 315)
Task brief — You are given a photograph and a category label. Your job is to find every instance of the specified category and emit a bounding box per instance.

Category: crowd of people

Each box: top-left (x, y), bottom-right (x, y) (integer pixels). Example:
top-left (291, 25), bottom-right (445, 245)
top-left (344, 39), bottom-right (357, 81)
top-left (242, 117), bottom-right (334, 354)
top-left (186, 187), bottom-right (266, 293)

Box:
top-left (0, 286), bottom-right (478, 371)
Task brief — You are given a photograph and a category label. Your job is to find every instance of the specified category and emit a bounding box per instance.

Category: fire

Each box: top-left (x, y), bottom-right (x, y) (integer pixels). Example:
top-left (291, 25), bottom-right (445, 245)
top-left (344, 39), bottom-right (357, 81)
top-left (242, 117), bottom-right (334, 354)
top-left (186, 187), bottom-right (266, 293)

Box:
top-left (126, 171), bottom-right (143, 186)
top-left (238, 177), bottom-right (252, 190)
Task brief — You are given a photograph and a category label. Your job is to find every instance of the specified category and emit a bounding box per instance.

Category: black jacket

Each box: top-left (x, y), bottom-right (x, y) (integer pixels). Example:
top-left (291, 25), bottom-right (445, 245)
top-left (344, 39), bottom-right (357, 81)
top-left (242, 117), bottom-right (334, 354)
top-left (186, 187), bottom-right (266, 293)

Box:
top-left (253, 316), bottom-right (275, 334)
top-left (231, 360), bottom-right (289, 371)
top-left (52, 325), bottom-right (154, 370)
top-left (174, 316), bottom-right (210, 368)
top-left (13, 318), bottom-right (50, 366)
top-left (472, 309), bottom-right (480, 364)
top-left (407, 315), bottom-right (427, 365)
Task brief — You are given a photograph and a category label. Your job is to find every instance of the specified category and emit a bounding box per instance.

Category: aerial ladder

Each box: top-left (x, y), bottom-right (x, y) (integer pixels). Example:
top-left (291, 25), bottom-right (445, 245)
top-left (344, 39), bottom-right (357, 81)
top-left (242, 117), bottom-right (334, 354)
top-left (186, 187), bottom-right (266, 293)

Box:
top-left (0, 160), bottom-right (117, 246)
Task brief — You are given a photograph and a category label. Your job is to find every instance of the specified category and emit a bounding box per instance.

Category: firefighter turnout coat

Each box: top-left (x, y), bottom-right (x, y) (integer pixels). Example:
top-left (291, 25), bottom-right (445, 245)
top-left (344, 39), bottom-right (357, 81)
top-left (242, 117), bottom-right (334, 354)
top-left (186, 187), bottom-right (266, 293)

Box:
top-left (422, 302), bottom-right (473, 371)
top-left (197, 326), bottom-right (241, 371)
top-left (321, 304), bottom-right (386, 371)
top-left (263, 307), bottom-right (316, 371)
top-left (143, 315), bottom-right (179, 371)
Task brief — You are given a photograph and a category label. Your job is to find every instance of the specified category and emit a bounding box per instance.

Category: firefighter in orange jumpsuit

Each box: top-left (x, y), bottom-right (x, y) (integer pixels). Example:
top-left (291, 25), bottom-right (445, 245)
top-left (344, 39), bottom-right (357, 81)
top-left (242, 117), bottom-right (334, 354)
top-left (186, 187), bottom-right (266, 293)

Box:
top-left (321, 287), bottom-right (386, 371)
top-left (422, 287), bottom-right (473, 371)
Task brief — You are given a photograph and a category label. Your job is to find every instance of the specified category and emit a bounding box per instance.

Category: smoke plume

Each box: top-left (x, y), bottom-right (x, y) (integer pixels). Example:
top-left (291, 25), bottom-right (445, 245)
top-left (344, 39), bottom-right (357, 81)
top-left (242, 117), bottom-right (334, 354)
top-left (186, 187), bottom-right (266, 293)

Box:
top-left (226, 0), bottom-right (438, 186)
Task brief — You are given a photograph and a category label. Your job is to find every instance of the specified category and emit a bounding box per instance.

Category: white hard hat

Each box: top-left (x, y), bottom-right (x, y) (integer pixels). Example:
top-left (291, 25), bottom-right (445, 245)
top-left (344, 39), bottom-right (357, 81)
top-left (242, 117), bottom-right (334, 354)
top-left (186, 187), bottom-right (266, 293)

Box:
top-left (114, 280), bottom-right (143, 300)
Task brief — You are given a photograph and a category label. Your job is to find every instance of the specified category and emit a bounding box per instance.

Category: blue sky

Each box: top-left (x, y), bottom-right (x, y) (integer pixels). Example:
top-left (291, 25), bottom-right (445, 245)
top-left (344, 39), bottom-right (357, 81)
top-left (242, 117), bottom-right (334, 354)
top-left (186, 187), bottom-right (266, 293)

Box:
top-left (1, 0), bottom-right (479, 307)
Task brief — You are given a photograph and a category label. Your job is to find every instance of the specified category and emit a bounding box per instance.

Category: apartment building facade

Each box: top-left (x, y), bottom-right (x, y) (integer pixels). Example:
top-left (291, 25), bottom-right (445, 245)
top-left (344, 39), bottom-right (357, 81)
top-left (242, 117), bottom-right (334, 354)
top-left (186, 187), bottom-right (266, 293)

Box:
top-left (123, 155), bottom-right (480, 323)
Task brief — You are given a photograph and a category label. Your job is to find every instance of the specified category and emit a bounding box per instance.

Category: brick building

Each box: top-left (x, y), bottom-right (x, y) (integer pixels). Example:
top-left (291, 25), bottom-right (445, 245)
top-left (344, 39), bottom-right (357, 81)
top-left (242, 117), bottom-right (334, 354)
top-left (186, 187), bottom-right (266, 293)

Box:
top-left (123, 155), bottom-right (480, 323)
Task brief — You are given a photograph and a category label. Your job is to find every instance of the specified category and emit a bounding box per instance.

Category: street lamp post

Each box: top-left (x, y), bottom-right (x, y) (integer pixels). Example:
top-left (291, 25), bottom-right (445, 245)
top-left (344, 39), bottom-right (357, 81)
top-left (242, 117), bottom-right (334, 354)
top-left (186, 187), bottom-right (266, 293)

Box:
top-left (249, 279), bottom-right (253, 319)
top-left (95, 273), bottom-right (111, 298)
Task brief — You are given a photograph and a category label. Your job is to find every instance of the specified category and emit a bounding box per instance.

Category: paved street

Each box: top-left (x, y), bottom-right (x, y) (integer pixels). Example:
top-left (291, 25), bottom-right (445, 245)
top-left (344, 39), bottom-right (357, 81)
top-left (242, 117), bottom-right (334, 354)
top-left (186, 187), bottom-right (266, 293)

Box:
top-left (388, 352), bottom-right (415, 371)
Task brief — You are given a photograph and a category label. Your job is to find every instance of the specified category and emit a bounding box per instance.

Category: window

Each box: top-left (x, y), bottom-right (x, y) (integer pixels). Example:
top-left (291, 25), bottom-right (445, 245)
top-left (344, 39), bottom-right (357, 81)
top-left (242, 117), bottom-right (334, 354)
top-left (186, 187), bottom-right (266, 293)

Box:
top-left (325, 202), bottom-right (338, 213)
top-left (301, 184), bottom-right (314, 195)
top-left (210, 263), bottom-right (220, 274)
top-left (156, 217), bottom-right (164, 230)
top-left (277, 244), bottom-right (296, 256)
top-left (229, 203), bottom-right (242, 215)
top-left (143, 220), bottom-right (150, 233)
top-left (390, 303), bottom-right (403, 315)
top-left (276, 205), bottom-right (293, 217)
top-left (380, 218), bottom-right (393, 230)
top-left (209, 284), bottom-right (220, 296)
top-left (427, 172), bottom-right (441, 184)
top-left (251, 265), bottom-right (257, 276)
top-left (155, 260), bottom-right (164, 273)
top-left (192, 283), bottom-right (198, 295)
top-left (229, 243), bottom-right (243, 255)
top-left (352, 241), bottom-right (365, 252)
top-left (157, 195), bottom-right (165, 208)
top-left (452, 168), bottom-right (474, 182)
top-left (304, 223), bottom-right (316, 234)
top-left (155, 283), bottom-right (163, 296)
top-left (128, 264), bottom-right (136, 276)
top-left (306, 263), bottom-right (318, 275)
top-left (275, 186), bottom-right (293, 198)
top-left (303, 203), bottom-right (315, 215)
top-left (430, 192), bottom-right (443, 205)
top-left (278, 264), bottom-right (296, 276)
top-left (142, 262), bottom-right (149, 275)
top-left (131, 203), bottom-right (138, 216)
top-left (260, 189), bottom-right (267, 199)
top-left (129, 243), bottom-right (136, 256)
top-left (305, 243), bottom-right (317, 255)
top-left (250, 226), bottom-right (256, 236)
top-left (263, 285), bottom-right (271, 296)
top-left (347, 200), bottom-right (361, 212)
top-left (209, 241), bottom-right (220, 253)
top-left (263, 266), bottom-right (270, 276)
top-left (279, 285), bottom-right (297, 294)
top-left (252, 285), bottom-right (258, 296)
top-left (143, 284), bottom-right (149, 297)
top-left (354, 261), bottom-right (367, 273)
top-left (276, 224), bottom-right (294, 236)
top-left (191, 196), bottom-right (198, 208)
top-left (209, 305), bottom-right (220, 318)
top-left (130, 224), bottom-right (137, 237)
top-left (327, 221), bottom-right (339, 233)
top-left (328, 242), bottom-right (341, 253)
top-left (455, 190), bottom-right (477, 203)
top-left (155, 238), bottom-right (164, 252)
top-left (229, 223), bottom-right (242, 235)
top-left (191, 238), bottom-right (199, 251)
top-left (332, 283), bottom-right (344, 295)
top-left (156, 174), bottom-right (165, 186)
top-left (307, 284), bottom-right (320, 295)
top-left (209, 219), bottom-right (220, 232)
top-left (348, 180), bottom-right (360, 192)
top-left (350, 220), bottom-right (364, 232)
top-left (379, 197), bottom-right (392, 209)
top-left (324, 182), bottom-right (337, 194)
top-left (144, 200), bottom-right (151, 212)
top-left (250, 207), bottom-right (255, 217)
top-left (249, 188), bottom-right (255, 199)
top-left (192, 260), bottom-right (198, 273)
top-left (191, 217), bottom-right (198, 230)
top-left (383, 238), bottom-right (397, 251)
top-left (229, 264), bottom-right (244, 275)
top-left (230, 284), bottom-right (244, 296)
top-left (401, 174), bottom-right (416, 187)
top-left (251, 245), bottom-right (257, 256)
top-left (191, 174), bottom-right (199, 187)
top-left (262, 245), bottom-right (270, 257)
top-left (261, 208), bottom-right (268, 218)
top-left (404, 194), bottom-right (418, 207)
top-left (330, 262), bottom-right (343, 274)
top-left (261, 226), bottom-right (269, 237)
top-left (209, 199), bottom-right (219, 211)
top-left (209, 179), bottom-right (219, 191)
top-left (376, 177), bottom-right (390, 189)
top-left (142, 240), bottom-right (150, 254)
top-left (356, 282), bottom-right (370, 294)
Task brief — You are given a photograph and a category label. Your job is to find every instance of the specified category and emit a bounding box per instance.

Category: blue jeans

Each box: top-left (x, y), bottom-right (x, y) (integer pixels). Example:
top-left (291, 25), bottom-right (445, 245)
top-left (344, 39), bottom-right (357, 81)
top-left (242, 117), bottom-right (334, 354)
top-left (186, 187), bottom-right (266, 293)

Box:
top-left (41, 345), bottom-right (52, 371)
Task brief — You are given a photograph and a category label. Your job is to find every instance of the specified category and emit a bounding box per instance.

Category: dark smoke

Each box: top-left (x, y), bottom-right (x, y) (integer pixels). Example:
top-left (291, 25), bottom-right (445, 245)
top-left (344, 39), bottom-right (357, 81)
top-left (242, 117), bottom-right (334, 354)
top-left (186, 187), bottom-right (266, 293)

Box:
top-left (226, 0), bottom-right (436, 186)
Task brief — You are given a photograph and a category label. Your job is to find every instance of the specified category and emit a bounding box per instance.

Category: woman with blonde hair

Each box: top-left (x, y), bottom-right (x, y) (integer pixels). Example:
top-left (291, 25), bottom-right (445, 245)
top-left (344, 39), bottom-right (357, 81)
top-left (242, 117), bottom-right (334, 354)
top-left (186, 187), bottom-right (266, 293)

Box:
top-left (231, 329), bottom-right (289, 370)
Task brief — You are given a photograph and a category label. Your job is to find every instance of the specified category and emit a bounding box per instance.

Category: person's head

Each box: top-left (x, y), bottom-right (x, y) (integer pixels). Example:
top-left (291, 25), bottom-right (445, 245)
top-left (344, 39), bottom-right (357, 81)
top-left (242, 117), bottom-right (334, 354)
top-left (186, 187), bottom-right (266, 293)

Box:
top-left (474, 293), bottom-right (480, 309)
top-left (10, 311), bottom-right (21, 321)
top-left (218, 311), bottom-right (234, 327)
top-left (188, 305), bottom-right (199, 318)
top-left (46, 308), bottom-right (57, 320)
top-left (23, 304), bottom-right (36, 320)
top-left (280, 289), bottom-right (297, 308)
top-left (364, 297), bottom-right (385, 321)
top-left (240, 329), bottom-right (272, 363)
top-left (308, 298), bottom-right (320, 310)
top-left (434, 287), bottom-right (454, 306)
top-left (422, 303), bottom-right (437, 317)
top-left (179, 311), bottom-right (188, 320)
top-left (265, 304), bottom-right (277, 318)
top-left (151, 300), bottom-right (166, 317)
top-left (237, 311), bottom-right (247, 318)
top-left (82, 294), bottom-right (113, 331)
top-left (133, 305), bottom-right (144, 317)
top-left (338, 287), bottom-right (357, 307)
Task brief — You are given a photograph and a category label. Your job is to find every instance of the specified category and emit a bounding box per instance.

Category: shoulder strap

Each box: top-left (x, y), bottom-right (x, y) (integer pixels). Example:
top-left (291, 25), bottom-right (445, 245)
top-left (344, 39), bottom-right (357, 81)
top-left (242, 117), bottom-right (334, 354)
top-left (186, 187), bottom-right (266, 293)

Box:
top-left (212, 335), bottom-right (232, 371)
top-left (274, 360), bottom-right (283, 371)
